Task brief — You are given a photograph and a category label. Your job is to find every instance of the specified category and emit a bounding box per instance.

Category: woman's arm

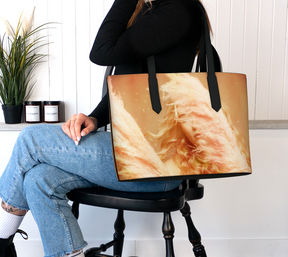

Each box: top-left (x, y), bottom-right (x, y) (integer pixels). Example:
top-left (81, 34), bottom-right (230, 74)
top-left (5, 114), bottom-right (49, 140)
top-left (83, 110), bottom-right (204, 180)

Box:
top-left (88, 0), bottom-right (201, 128)
top-left (90, 0), bottom-right (199, 66)
top-left (88, 94), bottom-right (109, 129)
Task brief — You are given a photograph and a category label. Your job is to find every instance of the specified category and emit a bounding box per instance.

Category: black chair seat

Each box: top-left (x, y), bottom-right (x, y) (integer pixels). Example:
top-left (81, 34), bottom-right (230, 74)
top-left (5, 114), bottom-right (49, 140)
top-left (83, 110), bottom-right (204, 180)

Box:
top-left (67, 180), bottom-right (203, 213)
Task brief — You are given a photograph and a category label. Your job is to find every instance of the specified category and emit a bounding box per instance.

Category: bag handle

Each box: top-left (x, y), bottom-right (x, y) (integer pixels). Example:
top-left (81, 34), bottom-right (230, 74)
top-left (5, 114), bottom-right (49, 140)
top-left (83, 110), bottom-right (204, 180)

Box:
top-left (147, 2), bottom-right (222, 113)
top-left (196, 44), bottom-right (222, 73)
top-left (197, 3), bottom-right (221, 111)
top-left (106, 2), bottom-right (222, 114)
top-left (147, 55), bottom-right (162, 114)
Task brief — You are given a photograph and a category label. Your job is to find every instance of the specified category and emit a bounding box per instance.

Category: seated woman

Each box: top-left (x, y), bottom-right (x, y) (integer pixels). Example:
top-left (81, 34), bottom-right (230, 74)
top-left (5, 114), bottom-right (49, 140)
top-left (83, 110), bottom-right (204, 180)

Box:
top-left (0, 0), bottom-right (210, 256)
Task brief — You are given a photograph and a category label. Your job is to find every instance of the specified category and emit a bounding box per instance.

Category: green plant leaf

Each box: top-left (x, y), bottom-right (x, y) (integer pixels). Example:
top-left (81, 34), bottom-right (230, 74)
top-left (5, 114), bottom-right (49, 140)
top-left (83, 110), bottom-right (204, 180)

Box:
top-left (0, 12), bottom-right (55, 106)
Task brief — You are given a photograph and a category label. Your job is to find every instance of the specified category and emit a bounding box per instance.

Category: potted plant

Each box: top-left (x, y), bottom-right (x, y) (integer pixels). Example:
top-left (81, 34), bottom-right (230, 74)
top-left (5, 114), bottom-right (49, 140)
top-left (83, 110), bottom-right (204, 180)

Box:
top-left (0, 8), bottom-right (50, 124)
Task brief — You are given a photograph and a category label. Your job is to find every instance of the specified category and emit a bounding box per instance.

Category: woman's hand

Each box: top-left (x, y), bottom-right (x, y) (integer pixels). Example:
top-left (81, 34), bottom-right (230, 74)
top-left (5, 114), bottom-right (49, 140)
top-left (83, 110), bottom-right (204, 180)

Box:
top-left (62, 113), bottom-right (98, 145)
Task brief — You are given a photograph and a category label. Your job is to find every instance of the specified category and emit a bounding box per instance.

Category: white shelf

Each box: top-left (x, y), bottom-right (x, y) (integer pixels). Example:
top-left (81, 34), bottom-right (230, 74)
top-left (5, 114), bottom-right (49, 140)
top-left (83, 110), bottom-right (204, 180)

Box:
top-left (248, 120), bottom-right (288, 130)
top-left (0, 121), bottom-right (288, 131)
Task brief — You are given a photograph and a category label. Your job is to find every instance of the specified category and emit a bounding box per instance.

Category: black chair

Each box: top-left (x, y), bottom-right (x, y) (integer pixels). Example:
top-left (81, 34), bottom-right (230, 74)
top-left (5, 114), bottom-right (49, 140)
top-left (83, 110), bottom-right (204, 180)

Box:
top-left (66, 67), bottom-right (208, 257)
top-left (67, 180), bottom-right (206, 257)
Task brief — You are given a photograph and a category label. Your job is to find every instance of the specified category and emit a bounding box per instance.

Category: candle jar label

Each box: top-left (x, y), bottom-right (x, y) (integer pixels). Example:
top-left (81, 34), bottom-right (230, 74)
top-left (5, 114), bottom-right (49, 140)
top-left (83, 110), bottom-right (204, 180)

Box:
top-left (44, 106), bottom-right (59, 122)
top-left (26, 106), bottom-right (40, 122)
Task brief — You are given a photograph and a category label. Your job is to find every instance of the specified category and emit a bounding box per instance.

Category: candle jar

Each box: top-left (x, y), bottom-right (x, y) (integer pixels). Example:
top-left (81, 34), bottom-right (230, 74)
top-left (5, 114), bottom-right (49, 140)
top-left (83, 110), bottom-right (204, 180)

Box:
top-left (44, 101), bottom-right (61, 123)
top-left (25, 101), bottom-right (42, 123)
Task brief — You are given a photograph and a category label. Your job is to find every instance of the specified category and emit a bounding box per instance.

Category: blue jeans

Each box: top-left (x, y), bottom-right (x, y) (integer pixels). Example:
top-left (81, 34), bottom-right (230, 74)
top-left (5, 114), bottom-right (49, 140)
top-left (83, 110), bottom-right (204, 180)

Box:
top-left (0, 124), bottom-right (181, 257)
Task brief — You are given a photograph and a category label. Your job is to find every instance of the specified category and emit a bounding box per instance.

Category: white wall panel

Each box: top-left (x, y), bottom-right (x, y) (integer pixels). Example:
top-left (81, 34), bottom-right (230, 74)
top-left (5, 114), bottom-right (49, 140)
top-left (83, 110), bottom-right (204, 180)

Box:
top-left (229, 0), bottom-right (245, 73)
top-left (75, 0), bottom-right (91, 115)
top-left (47, 0), bottom-right (64, 102)
top-left (31, 0), bottom-right (50, 102)
top-left (269, 0), bottom-right (287, 119)
top-left (214, 0), bottom-right (231, 71)
top-left (0, 0), bottom-right (288, 123)
top-left (255, 0), bottom-right (276, 119)
top-left (104, 0), bottom-right (115, 14)
top-left (242, 0), bottom-right (260, 120)
top-left (61, 0), bottom-right (77, 119)
top-left (284, 13), bottom-right (288, 119)
top-left (89, 0), bottom-right (106, 111)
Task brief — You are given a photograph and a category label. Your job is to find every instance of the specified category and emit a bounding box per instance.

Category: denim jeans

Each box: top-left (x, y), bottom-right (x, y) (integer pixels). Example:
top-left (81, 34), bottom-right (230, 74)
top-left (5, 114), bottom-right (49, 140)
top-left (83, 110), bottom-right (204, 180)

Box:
top-left (0, 124), bottom-right (181, 257)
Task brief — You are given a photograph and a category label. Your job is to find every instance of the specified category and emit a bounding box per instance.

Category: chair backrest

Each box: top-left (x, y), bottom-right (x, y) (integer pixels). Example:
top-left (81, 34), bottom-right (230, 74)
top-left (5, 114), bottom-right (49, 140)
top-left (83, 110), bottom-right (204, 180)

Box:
top-left (102, 66), bottom-right (114, 97)
top-left (99, 66), bottom-right (114, 132)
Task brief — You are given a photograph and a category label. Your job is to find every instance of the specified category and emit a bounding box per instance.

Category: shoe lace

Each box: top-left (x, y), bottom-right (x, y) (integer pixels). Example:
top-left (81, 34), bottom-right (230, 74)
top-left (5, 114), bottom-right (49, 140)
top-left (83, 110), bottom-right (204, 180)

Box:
top-left (16, 229), bottom-right (28, 240)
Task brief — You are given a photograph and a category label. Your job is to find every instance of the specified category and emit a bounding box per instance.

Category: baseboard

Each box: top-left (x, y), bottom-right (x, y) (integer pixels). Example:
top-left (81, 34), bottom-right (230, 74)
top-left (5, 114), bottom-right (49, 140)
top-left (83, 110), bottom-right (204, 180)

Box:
top-left (14, 238), bottom-right (288, 257)
top-left (134, 238), bottom-right (288, 257)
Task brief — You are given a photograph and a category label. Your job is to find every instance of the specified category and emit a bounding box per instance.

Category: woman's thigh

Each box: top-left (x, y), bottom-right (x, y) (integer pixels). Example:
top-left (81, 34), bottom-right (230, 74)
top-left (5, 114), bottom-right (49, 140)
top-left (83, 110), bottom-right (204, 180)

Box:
top-left (7, 124), bottom-right (182, 193)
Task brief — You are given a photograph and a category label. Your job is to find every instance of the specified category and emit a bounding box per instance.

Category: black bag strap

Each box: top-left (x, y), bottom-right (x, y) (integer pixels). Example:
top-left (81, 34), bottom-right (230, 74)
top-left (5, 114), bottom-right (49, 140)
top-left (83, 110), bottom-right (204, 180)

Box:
top-left (102, 66), bottom-right (114, 98)
top-left (104, 60), bottom-right (162, 115)
top-left (147, 55), bottom-right (162, 114)
top-left (195, 13), bottom-right (222, 74)
top-left (195, 2), bottom-right (221, 111)
top-left (147, 2), bottom-right (222, 113)
top-left (196, 44), bottom-right (222, 73)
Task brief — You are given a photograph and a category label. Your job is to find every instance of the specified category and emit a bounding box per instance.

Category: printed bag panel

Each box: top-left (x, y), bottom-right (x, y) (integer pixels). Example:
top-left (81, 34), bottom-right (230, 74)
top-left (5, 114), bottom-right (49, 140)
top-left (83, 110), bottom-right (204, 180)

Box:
top-left (108, 72), bottom-right (252, 181)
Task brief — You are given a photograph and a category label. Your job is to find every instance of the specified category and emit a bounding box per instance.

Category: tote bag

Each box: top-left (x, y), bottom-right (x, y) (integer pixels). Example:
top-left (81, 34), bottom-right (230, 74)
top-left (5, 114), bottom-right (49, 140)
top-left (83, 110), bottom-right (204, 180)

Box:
top-left (107, 4), bottom-right (252, 182)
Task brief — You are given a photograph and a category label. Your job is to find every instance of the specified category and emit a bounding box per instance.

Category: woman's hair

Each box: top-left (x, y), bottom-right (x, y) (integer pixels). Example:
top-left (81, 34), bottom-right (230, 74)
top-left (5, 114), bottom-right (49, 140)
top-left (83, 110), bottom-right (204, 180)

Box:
top-left (127, 0), bottom-right (146, 27)
top-left (127, 0), bottom-right (212, 32)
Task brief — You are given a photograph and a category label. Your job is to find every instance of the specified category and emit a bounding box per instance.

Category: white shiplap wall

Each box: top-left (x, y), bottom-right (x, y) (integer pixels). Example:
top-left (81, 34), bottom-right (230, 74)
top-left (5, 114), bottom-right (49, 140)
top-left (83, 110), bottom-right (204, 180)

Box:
top-left (0, 0), bottom-right (287, 122)
top-left (204, 0), bottom-right (288, 120)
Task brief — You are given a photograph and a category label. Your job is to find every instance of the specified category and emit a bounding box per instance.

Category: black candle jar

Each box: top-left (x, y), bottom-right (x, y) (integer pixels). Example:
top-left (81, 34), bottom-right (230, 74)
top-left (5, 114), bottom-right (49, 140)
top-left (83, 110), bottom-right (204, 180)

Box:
top-left (25, 101), bottom-right (42, 123)
top-left (44, 101), bottom-right (61, 123)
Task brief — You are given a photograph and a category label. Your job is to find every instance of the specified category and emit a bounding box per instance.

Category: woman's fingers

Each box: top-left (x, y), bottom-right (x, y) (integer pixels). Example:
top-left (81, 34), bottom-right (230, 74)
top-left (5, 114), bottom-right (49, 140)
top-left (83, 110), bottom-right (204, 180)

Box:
top-left (69, 118), bottom-right (79, 145)
top-left (62, 114), bottom-right (79, 144)
top-left (62, 119), bottom-right (73, 139)
top-left (80, 117), bottom-right (98, 137)
top-left (62, 114), bottom-right (98, 145)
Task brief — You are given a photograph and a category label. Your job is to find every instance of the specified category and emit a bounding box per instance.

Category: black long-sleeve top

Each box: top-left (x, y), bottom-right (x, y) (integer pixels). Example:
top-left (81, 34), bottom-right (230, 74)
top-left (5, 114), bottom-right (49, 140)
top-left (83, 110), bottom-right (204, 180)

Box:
top-left (89, 0), bottom-right (202, 128)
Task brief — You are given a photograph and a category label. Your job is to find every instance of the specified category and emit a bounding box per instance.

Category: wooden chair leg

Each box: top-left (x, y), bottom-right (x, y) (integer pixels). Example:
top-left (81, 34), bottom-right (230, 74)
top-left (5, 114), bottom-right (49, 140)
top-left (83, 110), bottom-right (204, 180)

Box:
top-left (180, 202), bottom-right (207, 257)
top-left (162, 212), bottom-right (175, 257)
top-left (84, 210), bottom-right (125, 257)
top-left (113, 210), bottom-right (125, 257)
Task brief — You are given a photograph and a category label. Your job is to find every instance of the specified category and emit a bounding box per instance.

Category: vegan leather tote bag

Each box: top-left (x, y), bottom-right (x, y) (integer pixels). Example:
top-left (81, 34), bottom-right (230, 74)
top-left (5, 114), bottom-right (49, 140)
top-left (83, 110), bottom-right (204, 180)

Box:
top-left (106, 3), bottom-right (252, 181)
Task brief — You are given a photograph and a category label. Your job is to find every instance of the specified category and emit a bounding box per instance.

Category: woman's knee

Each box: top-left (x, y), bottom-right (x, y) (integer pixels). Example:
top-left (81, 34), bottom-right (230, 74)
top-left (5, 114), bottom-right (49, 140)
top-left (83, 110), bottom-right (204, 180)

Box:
top-left (23, 164), bottom-right (58, 203)
top-left (23, 164), bottom-right (68, 213)
top-left (16, 125), bottom-right (45, 149)
top-left (19, 124), bottom-right (43, 139)
top-left (23, 164), bottom-right (91, 204)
